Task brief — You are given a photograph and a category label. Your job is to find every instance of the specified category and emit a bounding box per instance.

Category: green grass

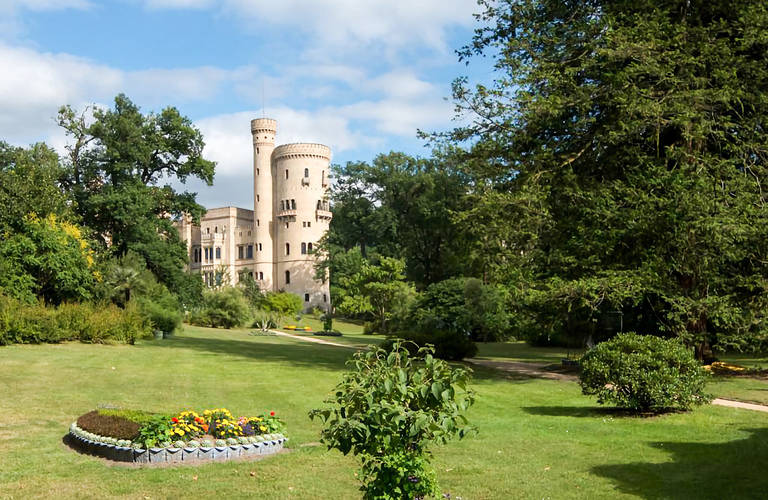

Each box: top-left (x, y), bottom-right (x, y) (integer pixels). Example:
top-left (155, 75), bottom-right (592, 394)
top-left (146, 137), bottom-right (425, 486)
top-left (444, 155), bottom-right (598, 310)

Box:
top-left (1, 326), bottom-right (767, 499)
top-left (475, 340), bottom-right (585, 364)
top-left (276, 316), bottom-right (384, 347)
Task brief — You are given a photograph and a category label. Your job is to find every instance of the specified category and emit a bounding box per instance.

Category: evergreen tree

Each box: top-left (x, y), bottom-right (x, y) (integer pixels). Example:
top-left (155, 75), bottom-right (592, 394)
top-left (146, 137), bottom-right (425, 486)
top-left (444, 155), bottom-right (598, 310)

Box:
top-left (443, 0), bottom-right (768, 353)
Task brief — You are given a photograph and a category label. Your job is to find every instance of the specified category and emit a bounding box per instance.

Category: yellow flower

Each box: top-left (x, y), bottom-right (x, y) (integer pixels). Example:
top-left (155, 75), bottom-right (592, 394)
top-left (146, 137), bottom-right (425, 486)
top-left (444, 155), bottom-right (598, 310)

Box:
top-left (260, 426), bottom-right (267, 432)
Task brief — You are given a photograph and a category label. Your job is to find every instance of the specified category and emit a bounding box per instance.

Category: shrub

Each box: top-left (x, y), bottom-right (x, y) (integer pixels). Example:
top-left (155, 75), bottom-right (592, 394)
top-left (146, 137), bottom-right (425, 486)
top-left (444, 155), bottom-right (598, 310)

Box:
top-left (77, 410), bottom-right (141, 440)
top-left (188, 287), bottom-right (250, 329)
top-left (579, 333), bottom-right (712, 412)
top-left (140, 300), bottom-right (182, 335)
top-left (0, 294), bottom-right (150, 346)
top-left (262, 291), bottom-right (303, 316)
top-left (309, 342), bottom-right (475, 499)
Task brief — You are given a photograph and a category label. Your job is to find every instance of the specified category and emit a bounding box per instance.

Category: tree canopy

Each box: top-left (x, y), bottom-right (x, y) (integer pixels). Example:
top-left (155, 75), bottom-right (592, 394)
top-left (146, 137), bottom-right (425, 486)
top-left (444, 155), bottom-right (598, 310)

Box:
top-left (439, 0), bottom-right (768, 353)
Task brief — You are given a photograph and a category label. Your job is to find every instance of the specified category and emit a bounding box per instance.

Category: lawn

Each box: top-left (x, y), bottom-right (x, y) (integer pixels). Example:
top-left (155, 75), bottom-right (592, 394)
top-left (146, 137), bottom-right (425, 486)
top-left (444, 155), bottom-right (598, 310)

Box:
top-left (475, 340), bottom-right (584, 364)
top-left (275, 315), bottom-right (384, 348)
top-left (1, 326), bottom-right (767, 499)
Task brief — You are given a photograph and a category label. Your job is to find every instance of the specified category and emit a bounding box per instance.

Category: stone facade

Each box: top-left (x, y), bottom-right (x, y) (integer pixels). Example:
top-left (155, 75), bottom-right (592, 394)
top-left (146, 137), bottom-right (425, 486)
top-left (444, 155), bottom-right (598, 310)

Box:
top-left (176, 118), bottom-right (331, 312)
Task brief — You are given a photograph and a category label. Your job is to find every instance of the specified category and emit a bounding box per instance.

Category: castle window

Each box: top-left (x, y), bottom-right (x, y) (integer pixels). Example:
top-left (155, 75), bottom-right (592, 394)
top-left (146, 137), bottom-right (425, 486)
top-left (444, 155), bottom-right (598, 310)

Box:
top-left (285, 169), bottom-right (289, 179)
top-left (307, 221), bottom-right (311, 227)
top-left (259, 272), bottom-right (264, 280)
top-left (304, 293), bottom-right (309, 302)
top-left (215, 226), bottom-right (218, 233)
top-left (322, 170), bottom-right (326, 186)
top-left (304, 168), bottom-right (309, 178)
top-left (248, 230), bottom-right (251, 236)
top-left (256, 168), bottom-right (260, 175)
top-left (285, 243), bottom-right (290, 255)
top-left (257, 219), bottom-right (260, 226)
top-left (206, 227), bottom-right (210, 234)
top-left (285, 270), bottom-right (290, 285)
top-left (247, 245), bottom-right (253, 259)
top-left (238, 246), bottom-right (244, 259)
top-left (257, 194), bottom-right (260, 202)
top-left (308, 242), bottom-right (313, 252)
top-left (301, 242), bottom-right (307, 255)
top-left (323, 294), bottom-right (327, 303)
top-left (215, 247), bottom-right (221, 259)
top-left (291, 199), bottom-right (296, 210)
top-left (285, 222), bottom-right (289, 229)
top-left (258, 243), bottom-right (262, 251)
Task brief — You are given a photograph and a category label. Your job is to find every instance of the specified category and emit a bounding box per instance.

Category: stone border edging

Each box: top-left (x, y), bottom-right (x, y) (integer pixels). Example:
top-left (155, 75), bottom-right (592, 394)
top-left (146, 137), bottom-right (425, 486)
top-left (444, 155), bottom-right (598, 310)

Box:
top-left (67, 423), bottom-right (287, 464)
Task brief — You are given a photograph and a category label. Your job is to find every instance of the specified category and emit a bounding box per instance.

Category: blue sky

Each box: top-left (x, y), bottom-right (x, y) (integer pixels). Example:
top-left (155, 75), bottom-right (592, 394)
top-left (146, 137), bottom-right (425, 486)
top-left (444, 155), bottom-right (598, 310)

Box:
top-left (0, 0), bottom-right (491, 208)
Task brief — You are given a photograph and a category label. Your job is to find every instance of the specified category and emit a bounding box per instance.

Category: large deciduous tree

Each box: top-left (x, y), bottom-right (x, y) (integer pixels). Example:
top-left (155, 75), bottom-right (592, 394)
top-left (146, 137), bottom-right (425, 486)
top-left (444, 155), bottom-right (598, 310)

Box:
top-left (57, 94), bottom-right (213, 306)
top-left (445, 0), bottom-right (768, 354)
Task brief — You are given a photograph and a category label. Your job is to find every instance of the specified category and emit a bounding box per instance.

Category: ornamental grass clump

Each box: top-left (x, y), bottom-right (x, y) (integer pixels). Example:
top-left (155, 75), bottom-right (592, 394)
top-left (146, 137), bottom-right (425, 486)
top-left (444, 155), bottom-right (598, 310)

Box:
top-left (309, 341), bottom-right (475, 500)
top-left (579, 333), bottom-right (712, 413)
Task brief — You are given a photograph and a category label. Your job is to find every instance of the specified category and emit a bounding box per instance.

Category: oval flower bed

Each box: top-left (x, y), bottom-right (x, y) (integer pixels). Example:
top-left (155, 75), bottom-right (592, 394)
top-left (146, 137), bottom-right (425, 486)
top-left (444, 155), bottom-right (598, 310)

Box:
top-left (67, 407), bottom-right (287, 464)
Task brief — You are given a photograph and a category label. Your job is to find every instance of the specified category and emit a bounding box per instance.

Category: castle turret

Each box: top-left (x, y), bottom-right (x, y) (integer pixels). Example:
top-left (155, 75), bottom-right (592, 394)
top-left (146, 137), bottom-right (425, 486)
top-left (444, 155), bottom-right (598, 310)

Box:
top-left (251, 118), bottom-right (277, 290)
top-left (273, 142), bottom-right (332, 310)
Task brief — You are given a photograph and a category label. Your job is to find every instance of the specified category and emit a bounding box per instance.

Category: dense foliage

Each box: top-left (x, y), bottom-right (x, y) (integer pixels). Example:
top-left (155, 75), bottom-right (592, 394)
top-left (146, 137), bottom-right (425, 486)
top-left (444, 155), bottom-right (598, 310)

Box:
top-left (417, 0), bottom-right (768, 354)
top-left (57, 94), bottom-right (213, 307)
top-left (0, 294), bottom-right (150, 346)
top-left (309, 342), bottom-right (475, 499)
top-left (579, 333), bottom-right (711, 412)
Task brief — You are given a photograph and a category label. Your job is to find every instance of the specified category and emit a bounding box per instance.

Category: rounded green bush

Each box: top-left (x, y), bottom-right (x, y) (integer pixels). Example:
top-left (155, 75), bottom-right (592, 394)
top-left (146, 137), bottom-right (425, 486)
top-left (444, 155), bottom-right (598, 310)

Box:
top-left (579, 333), bottom-right (712, 412)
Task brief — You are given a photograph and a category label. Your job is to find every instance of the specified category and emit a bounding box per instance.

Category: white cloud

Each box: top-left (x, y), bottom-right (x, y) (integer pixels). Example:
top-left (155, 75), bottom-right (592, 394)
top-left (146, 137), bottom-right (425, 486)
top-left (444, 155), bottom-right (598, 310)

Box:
top-left (141, 0), bottom-right (476, 60)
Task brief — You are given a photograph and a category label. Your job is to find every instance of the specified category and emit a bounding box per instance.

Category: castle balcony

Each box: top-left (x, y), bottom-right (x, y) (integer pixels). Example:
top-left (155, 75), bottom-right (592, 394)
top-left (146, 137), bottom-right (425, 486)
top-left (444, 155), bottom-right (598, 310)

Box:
top-left (277, 209), bottom-right (298, 219)
top-left (316, 209), bottom-right (333, 220)
top-left (202, 233), bottom-right (224, 242)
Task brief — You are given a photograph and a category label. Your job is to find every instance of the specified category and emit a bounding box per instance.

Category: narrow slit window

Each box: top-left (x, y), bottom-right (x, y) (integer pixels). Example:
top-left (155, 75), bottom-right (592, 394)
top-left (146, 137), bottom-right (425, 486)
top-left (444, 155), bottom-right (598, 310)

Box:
top-left (285, 270), bottom-right (290, 284)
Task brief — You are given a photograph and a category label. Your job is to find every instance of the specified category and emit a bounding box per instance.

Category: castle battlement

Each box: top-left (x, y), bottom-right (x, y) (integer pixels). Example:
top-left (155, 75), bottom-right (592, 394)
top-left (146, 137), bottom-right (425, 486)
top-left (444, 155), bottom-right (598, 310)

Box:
top-left (273, 143), bottom-right (331, 161)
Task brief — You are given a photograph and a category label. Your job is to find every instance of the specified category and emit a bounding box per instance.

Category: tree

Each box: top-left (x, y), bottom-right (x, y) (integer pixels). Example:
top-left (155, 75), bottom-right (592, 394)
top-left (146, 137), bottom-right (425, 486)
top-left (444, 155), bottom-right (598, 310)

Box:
top-left (336, 257), bottom-right (416, 333)
top-left (441, 0), bottom-right (768, 354)
top-left (57, 94), bottom-right (215, 306)
top-left (0, 142), bottom-right (70, 234)
top-left (0, 214), bottom-right (97, 304)
top-left (327, 152), bottom-right (473, 287)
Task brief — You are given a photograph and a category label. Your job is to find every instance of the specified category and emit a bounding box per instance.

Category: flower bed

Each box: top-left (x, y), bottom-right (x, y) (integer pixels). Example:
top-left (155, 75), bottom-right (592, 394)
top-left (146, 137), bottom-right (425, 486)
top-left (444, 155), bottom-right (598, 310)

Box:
top-left (67, 408), bottom-right (287, 464)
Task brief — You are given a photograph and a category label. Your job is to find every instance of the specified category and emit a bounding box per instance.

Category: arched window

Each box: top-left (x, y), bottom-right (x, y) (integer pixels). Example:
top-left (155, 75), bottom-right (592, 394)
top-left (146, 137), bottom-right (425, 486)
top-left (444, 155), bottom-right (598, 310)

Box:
top-left (291, 199), bottom-right (296, 209)
top-left (308, 242), bottom-right (313, 252)
top-left (301, 242), bottom-right (307, 254)
top-left (304, 168), bottom-right (309, 178)
top-left (285, 270), bottom-right (290, 284)
top-left (285, 243), bottom-right (290, 255)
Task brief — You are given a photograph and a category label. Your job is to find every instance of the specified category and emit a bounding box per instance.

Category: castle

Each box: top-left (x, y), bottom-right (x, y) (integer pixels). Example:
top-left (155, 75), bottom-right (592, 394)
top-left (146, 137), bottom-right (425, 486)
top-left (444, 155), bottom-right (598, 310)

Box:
top-left (176, 118), bottom-right (332, 311)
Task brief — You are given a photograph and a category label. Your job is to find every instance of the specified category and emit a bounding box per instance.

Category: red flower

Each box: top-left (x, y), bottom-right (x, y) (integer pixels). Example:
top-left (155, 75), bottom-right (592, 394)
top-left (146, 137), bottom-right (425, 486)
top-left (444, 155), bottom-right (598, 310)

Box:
top-left (171, 417), bottom-right (179, 423)
top-left (270, 411), bottom-right (275, 416)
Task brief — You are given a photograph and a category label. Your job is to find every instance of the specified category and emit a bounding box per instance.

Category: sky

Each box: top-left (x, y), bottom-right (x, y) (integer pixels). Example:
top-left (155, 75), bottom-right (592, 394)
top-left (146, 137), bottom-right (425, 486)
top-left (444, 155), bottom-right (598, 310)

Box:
top-left (0, 0), bottom-right (492, 208)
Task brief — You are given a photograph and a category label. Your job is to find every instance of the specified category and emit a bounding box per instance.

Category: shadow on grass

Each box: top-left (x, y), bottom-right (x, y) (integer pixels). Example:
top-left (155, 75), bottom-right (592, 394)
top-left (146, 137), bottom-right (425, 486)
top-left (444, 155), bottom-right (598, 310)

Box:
top-left (591, 428), bottom-right (768, 499)
top-left (521, 405), bottom-right (674, 418)
top-left (138, 332), bottom-right (354, 371)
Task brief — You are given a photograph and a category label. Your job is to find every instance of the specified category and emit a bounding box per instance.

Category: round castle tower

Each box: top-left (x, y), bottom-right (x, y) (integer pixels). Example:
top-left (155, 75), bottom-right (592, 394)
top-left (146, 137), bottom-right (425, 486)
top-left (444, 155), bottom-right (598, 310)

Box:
top-left (251, 119), bottom-right (332, 311)
top-left (251, 118), bottom-right (277, 291)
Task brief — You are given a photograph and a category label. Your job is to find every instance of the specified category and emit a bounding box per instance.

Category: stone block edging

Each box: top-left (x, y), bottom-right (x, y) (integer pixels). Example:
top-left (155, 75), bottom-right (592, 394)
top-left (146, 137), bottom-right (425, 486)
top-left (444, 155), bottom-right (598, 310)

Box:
top-left (67, 423), bottom-right (286, 464)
